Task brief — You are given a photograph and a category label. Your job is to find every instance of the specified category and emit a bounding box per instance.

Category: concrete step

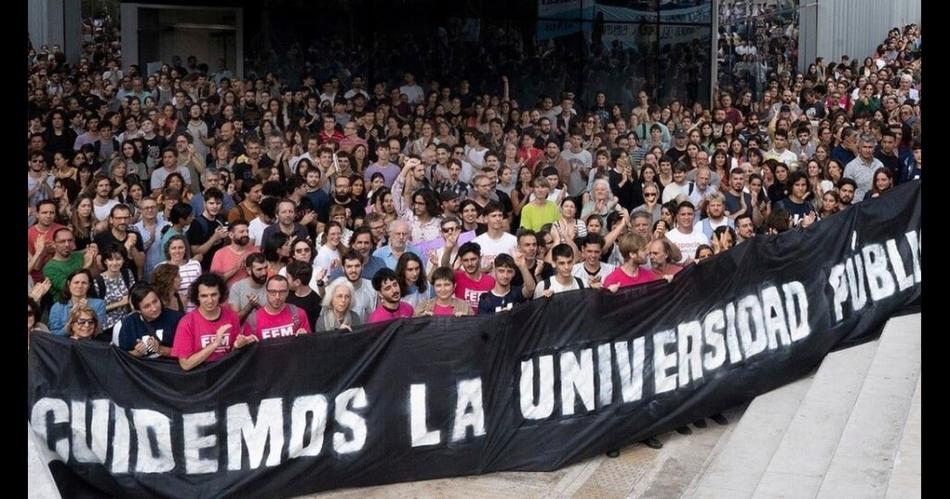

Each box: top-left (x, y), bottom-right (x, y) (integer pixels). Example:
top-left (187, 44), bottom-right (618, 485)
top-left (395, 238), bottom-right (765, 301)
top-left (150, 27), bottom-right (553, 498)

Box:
top-left (751, 338), bottom-right (883, 498)
top-left (306, 406), bottom-right (748, 499)
top-left (816, 314), bottom-right (921, 499)
top-left (685, 371), bottom-right (822, 498)
top-left (884, 377), bottom-right (921, 499)
top-left (685, 313), bottom-right (920, 499)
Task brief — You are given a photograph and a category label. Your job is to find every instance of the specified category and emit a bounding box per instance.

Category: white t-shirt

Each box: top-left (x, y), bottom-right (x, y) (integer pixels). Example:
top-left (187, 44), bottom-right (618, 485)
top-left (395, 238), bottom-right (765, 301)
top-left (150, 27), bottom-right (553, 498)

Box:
top-left (93, 198), bottom-right (120, 221)
top-left (666, 227), bottom-right (710, 264)
top-left (473, 232), bottom-right (518, 270)
top-left (248, 217), bottom-right (268, 248)
top-left (572, 262), bottom-right (616, 287)
top-left (533, 275), bottom-right (585, 298)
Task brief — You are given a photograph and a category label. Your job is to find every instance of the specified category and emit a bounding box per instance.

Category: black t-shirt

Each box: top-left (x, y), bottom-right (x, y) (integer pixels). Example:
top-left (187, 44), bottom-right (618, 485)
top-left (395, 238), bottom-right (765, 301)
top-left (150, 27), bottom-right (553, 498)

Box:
top-left (94, 229), bottom-right (145, 276)
top-left (512, 260), bottom-right (553, 288)
top-left (723, 190), bottom-right (753, 218)
top-left (186, 213), bottom-right (228, 271)
top-left (287, 290), bottom-right (322, 333)
top-left (777, 198), bottom-right (815, 227)
top-left (143, 135), bottom-right (168, 173)
top-left (478, 286), bottom-right (527, 315)
top-left (44, 128), bottom-right (78, 157)
top-left (666, 147), bottom-right (687, 165)
top-left (330, 197), bottom-right (366, 220)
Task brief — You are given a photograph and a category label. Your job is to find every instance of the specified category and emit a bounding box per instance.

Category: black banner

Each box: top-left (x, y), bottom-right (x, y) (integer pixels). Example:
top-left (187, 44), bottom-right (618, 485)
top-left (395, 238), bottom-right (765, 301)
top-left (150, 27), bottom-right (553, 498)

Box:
top-left (29, 181), bottom-right (921, 499)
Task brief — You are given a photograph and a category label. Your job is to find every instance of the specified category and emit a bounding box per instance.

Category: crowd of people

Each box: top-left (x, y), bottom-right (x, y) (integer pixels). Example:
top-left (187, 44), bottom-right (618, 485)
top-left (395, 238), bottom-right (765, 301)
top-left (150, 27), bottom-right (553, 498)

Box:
top-left (27, 11), bottom-right (920, 448)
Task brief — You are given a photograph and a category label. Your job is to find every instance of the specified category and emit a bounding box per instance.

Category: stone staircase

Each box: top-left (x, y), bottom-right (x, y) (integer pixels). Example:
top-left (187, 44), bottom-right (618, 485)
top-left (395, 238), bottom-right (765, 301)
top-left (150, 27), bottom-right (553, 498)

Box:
top-left (683, 313), bottom-right (921, 499)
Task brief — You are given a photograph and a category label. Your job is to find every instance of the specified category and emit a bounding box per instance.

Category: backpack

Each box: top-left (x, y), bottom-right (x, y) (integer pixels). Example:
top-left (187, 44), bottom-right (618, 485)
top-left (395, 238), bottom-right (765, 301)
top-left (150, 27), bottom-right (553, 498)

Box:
top-left (246, 304), bottom-right (302, 335)
top-left (93, 268), bottom-right (134, 300)
top-left (542, 276), bottom-right (586, 291)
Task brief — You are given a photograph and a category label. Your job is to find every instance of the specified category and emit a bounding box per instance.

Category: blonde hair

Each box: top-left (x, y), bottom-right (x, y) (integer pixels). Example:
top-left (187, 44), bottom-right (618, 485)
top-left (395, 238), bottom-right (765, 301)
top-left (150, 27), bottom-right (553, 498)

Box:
top-left (67, 305), bottom-right (101, 339)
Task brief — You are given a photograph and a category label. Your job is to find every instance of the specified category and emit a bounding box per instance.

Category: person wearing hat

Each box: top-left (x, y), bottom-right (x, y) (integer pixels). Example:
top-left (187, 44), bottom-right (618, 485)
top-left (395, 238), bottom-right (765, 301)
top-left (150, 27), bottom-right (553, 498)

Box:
top-left (666, 128), bottom-right (689, 165)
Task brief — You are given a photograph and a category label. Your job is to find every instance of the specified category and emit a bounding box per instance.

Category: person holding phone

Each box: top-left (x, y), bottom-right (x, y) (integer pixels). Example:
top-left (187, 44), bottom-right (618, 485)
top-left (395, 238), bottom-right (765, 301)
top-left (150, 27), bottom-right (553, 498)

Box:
top-left (115, 283), bottom-right (184, 359)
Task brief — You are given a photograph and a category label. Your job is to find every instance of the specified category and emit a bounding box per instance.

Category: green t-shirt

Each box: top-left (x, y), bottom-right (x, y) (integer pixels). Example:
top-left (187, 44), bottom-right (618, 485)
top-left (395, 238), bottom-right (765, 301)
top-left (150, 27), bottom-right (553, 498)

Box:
top-left (519, 201), bottom-right (560, 232)
top-left (43, 251), bottom-right (85, 298)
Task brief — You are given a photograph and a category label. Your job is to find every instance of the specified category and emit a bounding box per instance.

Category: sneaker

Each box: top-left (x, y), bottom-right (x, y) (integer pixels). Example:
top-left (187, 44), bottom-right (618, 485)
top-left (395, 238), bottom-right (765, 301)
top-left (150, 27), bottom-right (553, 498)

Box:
top-left (643, 437), bottom-right (663, 449)
top-left (676, 426), bottom-right (693, 435)
top-left (606, 449), bottom-right (620, 458)
top-left (694, 418), bottom-right (708, 429)
top-left (711, 413), bottom-right (729, 425)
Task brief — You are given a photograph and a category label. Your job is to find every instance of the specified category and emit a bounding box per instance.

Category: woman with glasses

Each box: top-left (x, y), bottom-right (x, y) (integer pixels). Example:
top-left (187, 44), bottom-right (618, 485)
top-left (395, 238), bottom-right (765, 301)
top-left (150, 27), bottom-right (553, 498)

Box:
top-left (66, 305), bottom-right (102, 341)
top-left (48, 269), bottom-right (107, 337)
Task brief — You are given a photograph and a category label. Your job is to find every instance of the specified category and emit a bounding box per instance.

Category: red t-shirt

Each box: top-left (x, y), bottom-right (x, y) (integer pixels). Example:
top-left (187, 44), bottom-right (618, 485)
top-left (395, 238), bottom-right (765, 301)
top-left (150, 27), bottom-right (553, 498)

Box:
top-left (210, 245), bottom-right (260, 287)
top-left (368, 302), bottom-right (415, 324)
top-left (603, 266), bottom-right (660, 289)
top-left (171, 307), bottom-right (243, 363)
top-left (433, 303), bottom-right (456, 317)
top-left (29, 223), bottom-right (64, 283)
top-left (454, 270), bottom-right (496, 313)
top-left (244, 305), bottom-right (312, 340)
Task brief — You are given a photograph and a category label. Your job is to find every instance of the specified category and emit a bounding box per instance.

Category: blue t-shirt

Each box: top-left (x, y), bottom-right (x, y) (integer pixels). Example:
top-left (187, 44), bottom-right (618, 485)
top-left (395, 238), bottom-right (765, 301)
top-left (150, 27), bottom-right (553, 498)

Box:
top-left (477, 286), bottom-right (527, 315)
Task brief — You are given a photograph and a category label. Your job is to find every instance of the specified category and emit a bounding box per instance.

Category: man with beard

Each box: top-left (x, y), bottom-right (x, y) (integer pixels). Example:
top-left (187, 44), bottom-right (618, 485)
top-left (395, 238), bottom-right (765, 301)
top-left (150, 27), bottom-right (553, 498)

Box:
top-left (696, 193), bottom-right (735, 239)
top-left (229, 178), bottom-right (264, 224)
top-left (186, 187), bottom-right (230, 272)
top-left (329, 174), bottom-right (366, 220)
top-left (243, 275), bottom-right (311, 339)
top-left (374, 219), bottom-right (422, 270)
top-left (210, 219), bottom-right (259, 287)
top-left (94, 204), bottom-right (145, 278)
top-left (368, 268), bottom-right (414, 323)
top-left (735, 214), bottom-right (756, 243)
top-left (533, 117), bottom-right (558, 149)
top-left (340, 249), bottom-right (377, 322)
top-left (535, 139), bottom-right (571, 189)
top-left (328, 227), bottom-right (387, 280)
top-left (837, 178), bottom-right (857, 210)
top-left (228, 253), bottom-right (269, 322)
top-left (91, 173), bottom-right (119, 221)
top-left (262, 198), bottom-right (309, 243)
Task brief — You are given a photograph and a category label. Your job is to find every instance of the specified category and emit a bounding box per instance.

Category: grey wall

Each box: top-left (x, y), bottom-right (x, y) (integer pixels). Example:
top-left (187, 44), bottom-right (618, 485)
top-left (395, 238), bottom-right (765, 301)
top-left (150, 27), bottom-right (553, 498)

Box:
top-left (799, 0), bottom-right (920, 70)
top-left (28, 0), bottom-right (82, 65)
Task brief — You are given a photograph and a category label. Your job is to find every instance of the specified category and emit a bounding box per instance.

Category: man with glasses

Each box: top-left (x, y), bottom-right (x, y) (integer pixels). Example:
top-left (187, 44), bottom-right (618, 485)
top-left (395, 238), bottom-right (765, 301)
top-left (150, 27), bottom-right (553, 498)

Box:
top-left (364, 212), bottom-right (389, 249)
top-left (94, 204), bottom-right (145, 278)
top-left (374, 219), bottom-right (423, 271)
top-left (436, 159), bottom-right (470, 200)
top-left (44, 228), bottom-right (99, 298)
top-left (134, 197), bottom-right (169, 281)
top-left (243, 275), bottom-right (311, 339)
top-left (318, 116), bottom-right (344, 146)
top-left (339, 120), bottom-right (368, 154)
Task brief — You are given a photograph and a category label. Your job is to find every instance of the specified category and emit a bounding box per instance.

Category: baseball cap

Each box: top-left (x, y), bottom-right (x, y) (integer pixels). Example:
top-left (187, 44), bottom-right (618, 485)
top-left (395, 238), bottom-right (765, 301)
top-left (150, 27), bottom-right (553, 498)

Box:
top-left (674, 129), bottom-right (687, 139)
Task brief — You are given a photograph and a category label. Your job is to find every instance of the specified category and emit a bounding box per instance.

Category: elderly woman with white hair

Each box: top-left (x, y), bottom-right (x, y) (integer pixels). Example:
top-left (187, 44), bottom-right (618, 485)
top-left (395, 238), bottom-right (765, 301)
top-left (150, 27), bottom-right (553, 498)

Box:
top-left (580, 178), bottom-right (620, 223)
top-left (313, 277), bottom-right (362, 332)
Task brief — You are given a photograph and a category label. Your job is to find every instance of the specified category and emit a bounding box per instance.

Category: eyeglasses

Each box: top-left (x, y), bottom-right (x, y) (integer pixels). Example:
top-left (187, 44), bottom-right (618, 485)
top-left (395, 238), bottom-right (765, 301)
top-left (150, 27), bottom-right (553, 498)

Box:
top-left (294, 247), bottom-right (311, 252)
top-left (644, 193), bottom-right (658, 197)
top-left (75, 318), bottom-right (97, 326)
top-left (266, 289), bottom-right (289, 295)
top-left (441, 226), bottom-right (459, 233)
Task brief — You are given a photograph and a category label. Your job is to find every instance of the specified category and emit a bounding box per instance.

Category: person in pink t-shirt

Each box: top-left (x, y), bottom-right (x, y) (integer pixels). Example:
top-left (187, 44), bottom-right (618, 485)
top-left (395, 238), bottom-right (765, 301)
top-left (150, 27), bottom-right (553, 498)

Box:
top-left (453, 242), bottom-right (495, 312)
top-left (368, 268), bottom-right (414, 323)
top-left (243, 275), bottom-right (311, 339)
top-left (604, 233), bottom-right (659, 292)
top-left (172, 273), bottom-right (257, 370)
top-left (209, 219), bottom-right (260, 287)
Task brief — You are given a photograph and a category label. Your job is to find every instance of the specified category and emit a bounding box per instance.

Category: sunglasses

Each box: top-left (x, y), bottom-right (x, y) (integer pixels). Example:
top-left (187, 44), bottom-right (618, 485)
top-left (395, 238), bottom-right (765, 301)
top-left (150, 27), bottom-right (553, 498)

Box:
top-left (441, 226), bottom-right (459, 233)
top-left (76, 318), bottom-right (97, 326)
